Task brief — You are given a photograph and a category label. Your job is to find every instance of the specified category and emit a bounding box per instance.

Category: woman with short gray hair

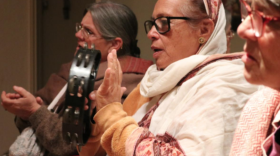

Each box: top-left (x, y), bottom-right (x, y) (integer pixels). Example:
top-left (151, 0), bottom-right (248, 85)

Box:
top-left (86, 1), bottom-right (140, 58)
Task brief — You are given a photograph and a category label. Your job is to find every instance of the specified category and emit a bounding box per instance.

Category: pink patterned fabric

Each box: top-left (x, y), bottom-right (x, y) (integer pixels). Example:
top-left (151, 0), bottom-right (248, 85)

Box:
top-left (126, 128), bottom-right (145, 156)
top-left (135, 96), bottom-right (185, 155)
top-left (204, 0), bottom-right (221, 23)
top-left (132, 94), bottom-right (186, 155)
top-left (134, 128), bottom-right (185, 156)
top-left (138, 100), bottom-right (160, 129)
top-left (230, 87), bottom-right (280, 156)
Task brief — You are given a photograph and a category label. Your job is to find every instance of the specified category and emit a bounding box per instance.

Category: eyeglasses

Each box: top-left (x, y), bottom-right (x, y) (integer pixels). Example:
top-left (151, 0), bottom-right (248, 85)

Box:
top-left (240, 0), bottom-right (280, 37)
top-left (76, 23), bottom-right (102, 39)
top-left (144, 16), bottom-right (191, 34)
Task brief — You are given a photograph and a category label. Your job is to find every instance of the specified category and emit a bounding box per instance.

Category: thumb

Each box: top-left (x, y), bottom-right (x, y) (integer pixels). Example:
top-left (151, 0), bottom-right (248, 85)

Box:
top-left (13, 86), bottom-right (30, 97)
top-left (108, 48), bottom-right (117, 54)
top-left (121, 87), bottom-right (127, 96)
top-left (89, 90), bottom-right (97, 101)
top-left (36, 97), bottom-right (43, 105)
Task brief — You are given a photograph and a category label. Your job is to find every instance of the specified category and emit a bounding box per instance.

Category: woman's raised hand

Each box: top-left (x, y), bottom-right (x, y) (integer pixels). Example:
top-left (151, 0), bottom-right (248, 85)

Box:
top-left (89, 49), bottom-right (126, 112)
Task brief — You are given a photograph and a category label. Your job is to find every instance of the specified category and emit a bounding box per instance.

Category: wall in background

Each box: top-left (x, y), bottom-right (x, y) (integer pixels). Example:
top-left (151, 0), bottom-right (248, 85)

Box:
top-left (0, 0), bottom-right (36, 154)
top-left (230, 33), bottom-right (246, 53)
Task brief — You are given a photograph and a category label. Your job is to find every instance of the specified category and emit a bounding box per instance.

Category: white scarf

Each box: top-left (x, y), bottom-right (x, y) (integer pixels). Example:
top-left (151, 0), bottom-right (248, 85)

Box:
top-left (140, 4), bottom-right (227, 98)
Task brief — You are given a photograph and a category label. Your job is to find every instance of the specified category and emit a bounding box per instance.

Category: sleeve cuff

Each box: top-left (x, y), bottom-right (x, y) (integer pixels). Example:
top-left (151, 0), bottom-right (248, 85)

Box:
top-left (82, 103), bottom-right (129, 148)
top-left (94, 102), bottom-right (128, 134)
top-left (15, 116), bottom-right (31, 133)
top-left (29, 105), bottom-right (53, 130)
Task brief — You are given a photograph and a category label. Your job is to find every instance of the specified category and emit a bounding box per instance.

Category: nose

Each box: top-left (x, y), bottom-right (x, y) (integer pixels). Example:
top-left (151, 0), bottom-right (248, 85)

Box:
top-left (75, 29), bottom-right (84, 40)
top-left (237, 16), bottom-right (257, 41)
top-left (147, 25), bottom-right (159, 41)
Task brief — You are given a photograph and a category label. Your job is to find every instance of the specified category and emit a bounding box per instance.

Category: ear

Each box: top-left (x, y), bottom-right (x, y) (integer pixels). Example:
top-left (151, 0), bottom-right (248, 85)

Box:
top-left (197, 18), bottom-right (215, 41)
top-left (108, 37), bottom-right (123, 52)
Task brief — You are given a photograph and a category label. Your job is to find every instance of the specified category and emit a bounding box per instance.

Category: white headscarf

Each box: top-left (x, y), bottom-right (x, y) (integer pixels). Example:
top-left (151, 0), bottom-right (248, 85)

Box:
top-left (199, 2), bottom-right (227, 55)
top-left (140, 3), bottom-right (227, 97)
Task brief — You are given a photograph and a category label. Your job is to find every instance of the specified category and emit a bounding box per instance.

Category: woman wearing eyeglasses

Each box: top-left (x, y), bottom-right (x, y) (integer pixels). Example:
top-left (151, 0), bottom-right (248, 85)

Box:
top-left (1, 1), bottom-right (153, 156)
top-left (79, 0), bottom-right (258, 155)
top-left (229, 0), bottom-right (280, 155)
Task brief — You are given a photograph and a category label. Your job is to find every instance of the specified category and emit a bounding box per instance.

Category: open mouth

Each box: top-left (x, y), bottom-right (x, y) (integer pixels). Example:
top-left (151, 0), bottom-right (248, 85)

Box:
top-left (153, 49), bottom-right (161, 52)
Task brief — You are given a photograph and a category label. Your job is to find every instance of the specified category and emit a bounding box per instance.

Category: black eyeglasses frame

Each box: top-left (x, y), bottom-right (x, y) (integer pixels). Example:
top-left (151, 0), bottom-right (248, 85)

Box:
top-left (144, 16), bottom-right (191, 34)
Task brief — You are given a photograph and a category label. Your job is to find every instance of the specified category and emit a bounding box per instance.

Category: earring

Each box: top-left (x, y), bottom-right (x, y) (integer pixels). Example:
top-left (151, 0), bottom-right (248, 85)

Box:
top-left (120, 46), bottom-right (123, 50)
top-left (198, 37), bottom-right (205, 44)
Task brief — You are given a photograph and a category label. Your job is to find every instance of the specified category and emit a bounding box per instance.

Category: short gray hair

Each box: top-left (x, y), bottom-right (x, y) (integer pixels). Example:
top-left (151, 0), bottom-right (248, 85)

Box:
top-left (179, 0), bottom-right (208, 29)
top-left (87, 1), bottom-right (140, 57)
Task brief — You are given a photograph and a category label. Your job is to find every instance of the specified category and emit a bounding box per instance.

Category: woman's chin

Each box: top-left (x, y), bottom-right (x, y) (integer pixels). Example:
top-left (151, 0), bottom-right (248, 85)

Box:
top-left (155, 60), bottom-right (171, 71)
top-left (243, 68), bottom-right (267, 88)
top-left (156, 63), bottom-right (165, 71)
top-left (243, 69), bottom-right (259, 85)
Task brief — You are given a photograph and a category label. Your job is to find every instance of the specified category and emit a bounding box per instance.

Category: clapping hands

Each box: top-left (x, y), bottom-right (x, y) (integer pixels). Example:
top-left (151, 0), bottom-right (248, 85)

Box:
top-left (1, 86), bottom-right (42, 120)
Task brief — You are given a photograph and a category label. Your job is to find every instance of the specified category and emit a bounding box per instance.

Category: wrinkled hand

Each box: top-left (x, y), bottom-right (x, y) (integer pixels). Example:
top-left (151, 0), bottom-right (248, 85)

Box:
top-left (1, 86), bottom-right (41, 120)
top-left (89, 49), bottom-right (126, 112)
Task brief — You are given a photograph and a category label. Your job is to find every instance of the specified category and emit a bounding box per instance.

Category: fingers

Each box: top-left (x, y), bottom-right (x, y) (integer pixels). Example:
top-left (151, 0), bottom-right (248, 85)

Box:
top-left (107, 51), bottom-right (114, 70)
top-left (84, 105), bottom-right (89, 111)
top-left (92, 49), bottom-right (124, 111)
top-left (111, 50), bottom-right (119, 85)
top-left (84, 98), bottom-right (89, 110)
top-left (13, 86), bottom-right (30, 97)
top-left (1, 91), bottom-right (7, 105)
top-left (6, 93), bottom-right (21, 99)
top-left (99, 68), bottom-right (111, 95)
top-left (111, 50), bottom-right (119, 84)
top-left (109, 66), bottom-right (117, 89)
top-left (88, 92), bottom-right (97, 111)
top-left (116, 54), bottom-right (122, 85)
top-left (1, 91), bottom-right (14, 104)
top-left (108, 50), bottom-right (122, 86)
top-left (110, 50), bottom-right (122, 86)
top-left (1, 91), bottom-right (18, 110)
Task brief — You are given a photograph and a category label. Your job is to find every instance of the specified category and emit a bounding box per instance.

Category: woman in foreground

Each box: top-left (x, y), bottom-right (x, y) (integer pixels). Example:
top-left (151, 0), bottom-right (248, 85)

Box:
top-left (230, 0), bottom-right (280, 155)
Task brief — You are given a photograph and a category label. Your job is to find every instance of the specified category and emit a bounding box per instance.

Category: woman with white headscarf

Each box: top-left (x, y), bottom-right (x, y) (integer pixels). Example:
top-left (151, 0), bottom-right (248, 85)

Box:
top-left (79, 0), bottom-right (258, 155)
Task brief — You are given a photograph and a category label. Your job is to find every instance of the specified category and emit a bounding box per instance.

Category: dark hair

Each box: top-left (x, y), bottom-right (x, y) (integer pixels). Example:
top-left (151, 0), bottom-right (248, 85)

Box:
top-left (87, 1), bottom-right (140, 57)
